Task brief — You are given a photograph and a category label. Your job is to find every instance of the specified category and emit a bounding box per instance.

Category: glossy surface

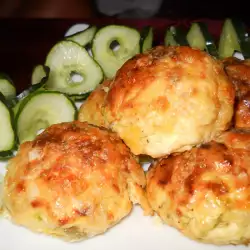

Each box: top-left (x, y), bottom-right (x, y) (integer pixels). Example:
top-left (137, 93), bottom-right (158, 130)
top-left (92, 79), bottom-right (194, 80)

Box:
top-left (223, 57), bottom-right (250, 130)
top-left (2, 121), bottom-right (151, 241)
top-left (0, 19), bottom-right (223, 94)
top-left (0, 19), bottom-right (248, 250)
top-left (0, 158), bottom-right (248, 250)
top-left (80, 46), bottom-right (235, 158)
top-left (147, 131), bottom-right (250, 245)
top-left (78, 80), bottom-right (112, 127)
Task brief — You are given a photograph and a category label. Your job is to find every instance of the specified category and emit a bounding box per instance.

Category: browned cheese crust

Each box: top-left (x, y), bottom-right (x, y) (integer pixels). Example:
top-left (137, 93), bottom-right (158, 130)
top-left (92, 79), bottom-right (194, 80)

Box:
top-left (223, 57), bottom-right (250, 130)
top-left (3, 121), bottom-right (152, 241)
top-left (147, 131), bottom-right (250, 245)
top-left (78, 80), bottom-right (112, 127)
top-left (79, 46), bottom-right (235, 158)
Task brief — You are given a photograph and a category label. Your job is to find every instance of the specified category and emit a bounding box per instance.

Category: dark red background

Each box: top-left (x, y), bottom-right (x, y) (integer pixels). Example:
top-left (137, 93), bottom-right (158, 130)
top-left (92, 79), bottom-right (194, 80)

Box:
top-left (0, 18), bottom-right (227, 93)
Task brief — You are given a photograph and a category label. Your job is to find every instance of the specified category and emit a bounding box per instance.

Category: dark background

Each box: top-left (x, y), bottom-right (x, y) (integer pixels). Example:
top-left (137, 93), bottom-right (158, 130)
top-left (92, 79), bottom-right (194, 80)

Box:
top-left (1, 0), bottom-right (250, 21)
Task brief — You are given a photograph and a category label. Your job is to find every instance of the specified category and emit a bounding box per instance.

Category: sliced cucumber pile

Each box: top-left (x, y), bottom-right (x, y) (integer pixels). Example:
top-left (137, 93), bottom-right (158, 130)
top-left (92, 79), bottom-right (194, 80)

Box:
top-left (31, 64), bottom-right (50, 85)
top-left (92, 25), bottom-right (140, 78)
top-left (16, 91), bottom-right (77, 143)
top-left (1, 19), bottom-right (250, 160)
top-left (65, 25), bottom-right (97, 47)
top-left (0, 93), bottom-right (16, 158)
top-left (140, 26), bottom-right (153, 53)
top-left (45, 41), bottom-right (103, 96)
top-left (164, 19), bottom-right (250, 59)
top-left (0, 73), bottom-right (16, 100)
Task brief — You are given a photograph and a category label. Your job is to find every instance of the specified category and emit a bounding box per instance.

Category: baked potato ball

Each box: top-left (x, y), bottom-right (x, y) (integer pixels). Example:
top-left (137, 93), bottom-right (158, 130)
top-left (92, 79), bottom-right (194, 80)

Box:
top-left (147, 131), bottom-right (250, 245)
top-left (78, 80), bottom-right (112, 127)
top-left (2, 121), bottom-right (151, 242)
top-left (222, 57), bottom-right (250, 130)
top-left (234, 93), bottom-right (250, 130)
top-left (79, 46), bottom-right (235, 158)
top-left (222, 57), bottom-right (250, 98)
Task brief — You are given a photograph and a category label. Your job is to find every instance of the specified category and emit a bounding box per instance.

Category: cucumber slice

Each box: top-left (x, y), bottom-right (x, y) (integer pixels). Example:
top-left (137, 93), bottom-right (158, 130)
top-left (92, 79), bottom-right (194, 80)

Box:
top-left (164, 26), bottom-right (188, 46)
top-left (0, 92), bottom-right (16, 157)
top-left (0, 73), bottom-right (16, 100)
top-left (12, 73), bottom-right (48, 115)
top-left (231, 19), bottom-right (250, 59)
top-left (45, 41), bottom-right (103, 96)
top-left (140, 26), bottom-right (153, 53)
top-left (164, 29), bottom-right (177, 46)
top-left (218, 19), bottom-right (240, 58)
top-left (187, 22), bottom-right (218, 57)
top-left (16, 91), bottom-right (77, 143)
top-left (92, 25), bottom-right (140, 78)
top-left (65, 25), bottom-right (97, 47)
top-left (218, 18), bottom-right (250, 59)
top-left (13, 100), bottom-right (22, 117)
top-left (12, 85), bottom-right (46, 117)
top-left (187, 23), bottom-right (206, 50)
top-left (31, 65), bottom-right (50, 85)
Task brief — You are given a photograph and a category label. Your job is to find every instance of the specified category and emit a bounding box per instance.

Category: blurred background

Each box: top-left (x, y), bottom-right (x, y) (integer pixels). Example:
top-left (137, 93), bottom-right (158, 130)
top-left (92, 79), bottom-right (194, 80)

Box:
top-left (0, 0), bottom-right (249, 21)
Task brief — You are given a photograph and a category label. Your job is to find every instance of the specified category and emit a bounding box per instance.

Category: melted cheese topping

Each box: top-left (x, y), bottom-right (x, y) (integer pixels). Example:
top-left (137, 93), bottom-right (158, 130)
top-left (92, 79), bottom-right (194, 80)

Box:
top-left (147, 132), bottom-right (250, 245)
top-left (3, 121), bottom-right (151, 241)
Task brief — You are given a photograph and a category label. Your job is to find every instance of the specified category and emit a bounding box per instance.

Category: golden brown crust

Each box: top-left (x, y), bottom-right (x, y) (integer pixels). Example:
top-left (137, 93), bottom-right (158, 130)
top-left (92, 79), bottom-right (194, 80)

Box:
top-left (78, 80), bottom-right (112, 127)
top-left (215, 130), bottom-right (250, 150)
top-left (107, 46), bottom-right (234, 117)
top-left (147, 131), bottom-right (250, 244)
top-left (223, 57), bottom-right (250, 90)
top-left (234, 93), bottom-right (250, 130)
top-left (3, 121), bottom-right (151, 241)
top-left (104, 46), bottom-right (235, 157)
top-left (223, 57), bottom-right (250, 130)
top-left (147, 142), bottom-right (243, 209)
top-left (79, 46), bottom-right (235, 158)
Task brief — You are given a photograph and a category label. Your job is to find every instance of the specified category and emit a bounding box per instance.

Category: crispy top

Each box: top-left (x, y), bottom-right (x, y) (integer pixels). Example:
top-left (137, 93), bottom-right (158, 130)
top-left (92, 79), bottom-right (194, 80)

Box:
top-left (223, 57), bottom-right (250, 130)
top-left (106, 46), bottom-right (234, 116)
top-left (223, 57), bottom-right (250, 91)
top-left (147, 131), bottom-right (250, 209)
top-left (235, 93), bottom-right (250, 130)
top-left (78, 80), bottom-right (112, 127)
top-left (3, 121), bottom-right (150, 238)
top-left (102, 46), bottom-right (234, 157)
top-left (215, 130), bottom-right (250, 150)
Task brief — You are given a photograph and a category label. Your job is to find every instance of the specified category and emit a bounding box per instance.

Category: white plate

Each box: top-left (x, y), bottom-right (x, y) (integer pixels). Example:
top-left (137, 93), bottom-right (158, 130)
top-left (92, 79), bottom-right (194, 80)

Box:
top-left (0, 24), bottom-right (247, 250)
top-left (64, 23), bottom-right (90, 37)
top-left (0, 158), bottom-right (248, 250)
